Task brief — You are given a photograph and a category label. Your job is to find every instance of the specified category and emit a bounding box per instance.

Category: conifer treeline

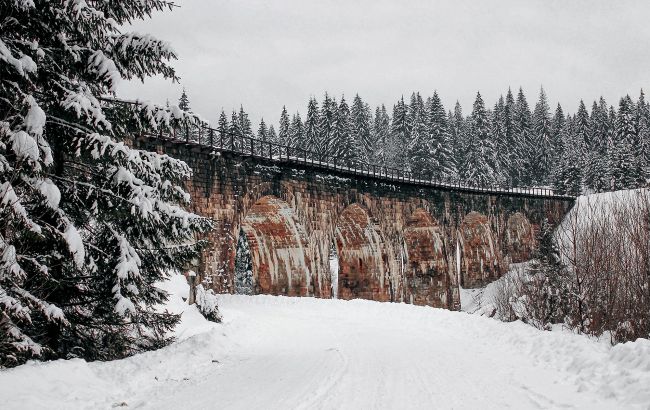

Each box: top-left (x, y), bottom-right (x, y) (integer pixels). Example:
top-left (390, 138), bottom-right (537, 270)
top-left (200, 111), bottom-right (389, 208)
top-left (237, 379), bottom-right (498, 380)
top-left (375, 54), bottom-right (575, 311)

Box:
top-left (196, 87), bottom-right (650, 196)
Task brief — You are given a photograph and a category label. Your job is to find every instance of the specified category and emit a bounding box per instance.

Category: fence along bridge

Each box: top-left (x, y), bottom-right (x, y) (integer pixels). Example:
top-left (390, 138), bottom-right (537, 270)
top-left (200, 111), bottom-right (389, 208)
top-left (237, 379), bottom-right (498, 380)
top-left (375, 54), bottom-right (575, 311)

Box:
top-left (136, 119), bottom-right (574, 310)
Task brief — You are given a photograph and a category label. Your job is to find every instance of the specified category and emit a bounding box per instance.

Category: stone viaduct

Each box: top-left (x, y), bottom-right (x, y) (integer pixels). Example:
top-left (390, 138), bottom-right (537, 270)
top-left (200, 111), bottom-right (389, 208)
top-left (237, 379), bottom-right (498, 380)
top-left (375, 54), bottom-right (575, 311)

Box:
top-left (137, 135), bottom-right (574, 311)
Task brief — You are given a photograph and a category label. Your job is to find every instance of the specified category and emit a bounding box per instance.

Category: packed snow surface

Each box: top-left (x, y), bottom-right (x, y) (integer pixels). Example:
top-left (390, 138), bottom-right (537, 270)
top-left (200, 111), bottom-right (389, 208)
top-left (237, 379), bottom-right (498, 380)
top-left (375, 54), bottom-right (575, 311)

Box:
top-left (1, 274), bottom-right (649, 409)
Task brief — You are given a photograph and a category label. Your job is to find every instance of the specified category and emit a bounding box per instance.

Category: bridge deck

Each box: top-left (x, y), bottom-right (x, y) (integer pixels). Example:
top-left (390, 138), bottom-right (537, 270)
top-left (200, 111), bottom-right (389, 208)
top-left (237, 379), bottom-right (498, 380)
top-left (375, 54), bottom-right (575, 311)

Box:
top-left (142, 133), bottom-right (575, 201)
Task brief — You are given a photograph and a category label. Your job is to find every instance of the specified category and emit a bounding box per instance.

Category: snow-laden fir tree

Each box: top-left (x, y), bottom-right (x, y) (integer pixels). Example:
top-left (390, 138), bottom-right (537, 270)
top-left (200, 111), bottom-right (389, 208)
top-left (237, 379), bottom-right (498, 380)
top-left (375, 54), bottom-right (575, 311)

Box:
top-left (279, 106), bottom-right (290, 148)
top-left (427, 92), bottom-right (455, 181)
top-left (550, 104), bottom-right (566, 168)
top-left (372, 105), bottom-right (391, 168)
top-left (304, 97), bottom-right (320, 160)
top-left (635, 90), bottom-right (650, 180)
top-left (351, 94), bottom-right (372, 164)
top-left (288, 112), bottom-right (305, 152)
top-left (462, 92), bottom-right (498, 186)
top-left (267, 125), bottom-right (278, 152)
top-left (408, 93), bottom-right (430, 178)
top-left (610, 96), bottom-right (640, 190)
top-left (0, 0), bottom-right (212, 367)
top-left (333, 97), bottom-right (358, 165)
top-left (319, 93), bottom-right (336, 159)
top-left (449, 102), bottom-right (467, 180)
top-left (532, 87), bottom-right (552, 185)
top-left (234, 229), bottom-right (253, 295)
top-left (583, 98), bottom-right (611, 192)
top-left (513, 88), bottom-right (533, 186)
top-left (257, 119), bottom-right (268, 142)
top-left (502, 89), bottom-right (519, 186)
top-left (490, 96), bottom-right (508, 186)
top-left (217, 110), bottom-right (229, 146)
top-left (553, 115), bottom-right (583, 196)
top-left (229, 110), bottom-right (241, 149)
top-left (389, 97), bottom-right (409, 170)
top-left (238, 106), bottom-right (253, 139)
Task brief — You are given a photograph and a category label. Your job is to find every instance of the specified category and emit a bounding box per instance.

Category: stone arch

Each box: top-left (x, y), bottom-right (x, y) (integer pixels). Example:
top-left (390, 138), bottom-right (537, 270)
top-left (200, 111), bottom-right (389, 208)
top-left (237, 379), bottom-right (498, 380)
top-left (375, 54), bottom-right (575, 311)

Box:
top-left (506, 212), bottom-right (535, 263)
top-left (403, 209), bottom-right (451, 307)
top-left (459, 211), bottom-right (503, 288)
top-left (334, 203), bottom-right (389, 301)
top-left (239, 195), bottom-right (315, 296)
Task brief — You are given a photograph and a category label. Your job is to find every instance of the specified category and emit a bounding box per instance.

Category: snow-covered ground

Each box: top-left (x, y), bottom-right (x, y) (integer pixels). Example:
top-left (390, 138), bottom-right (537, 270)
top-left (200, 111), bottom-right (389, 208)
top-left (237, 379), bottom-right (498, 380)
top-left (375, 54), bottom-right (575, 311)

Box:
top-left (1, 274), bottom-right (649, 409)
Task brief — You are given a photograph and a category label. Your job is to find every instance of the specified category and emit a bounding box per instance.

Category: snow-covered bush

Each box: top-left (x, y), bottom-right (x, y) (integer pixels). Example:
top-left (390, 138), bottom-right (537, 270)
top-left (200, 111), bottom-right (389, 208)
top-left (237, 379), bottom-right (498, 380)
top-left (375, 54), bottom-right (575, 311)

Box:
top-left (0, 1), bottom-right (212, 366)
top-left (195, 285), bottom-right (222, 323)
top-left (492, 191), bottom-right (650, 344)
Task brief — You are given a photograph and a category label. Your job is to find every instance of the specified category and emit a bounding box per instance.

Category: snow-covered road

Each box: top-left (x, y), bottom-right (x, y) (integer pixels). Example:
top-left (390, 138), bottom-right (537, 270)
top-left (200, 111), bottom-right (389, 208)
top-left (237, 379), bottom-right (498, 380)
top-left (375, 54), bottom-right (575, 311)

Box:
top-left (2, 281), bottom-right (649, 409)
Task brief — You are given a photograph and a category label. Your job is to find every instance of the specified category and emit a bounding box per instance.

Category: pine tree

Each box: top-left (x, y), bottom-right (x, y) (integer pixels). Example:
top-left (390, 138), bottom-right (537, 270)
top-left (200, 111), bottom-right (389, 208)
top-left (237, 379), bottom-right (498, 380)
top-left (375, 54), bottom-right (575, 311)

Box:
top-left (234, 229), bottom-right (253, 295)
top-left (450, 102), bottom-right (467, 179)
top-left (278, 106), bottom-right (290, 148)
top-left (532, 87), bottom-right (552, 185)
top-left (288, 112), bottom-right (305, 152)
top-left (178, 88), bottom-right (191, 111)
top-left (257, 119), bottom-right (268, 142)
top-left (238, 106), bottom-right (253, 139)
top-left (463, 92), bottom-right (498, 186)
top-left (553, 115), bottom-right (583, 196)
top-left (373, 105), bottom-right (391, 168)
top-left (550, 104), bottom-right (565, 167)
top-left (319, 93), bottom-right (336, 159)
top-left (490, 96), bottom-right (508, 186)
top-left (229, 110), bottom-right (241, 149)
top-left (610, 96), bottom-right (640, 189)
top-left (513, 88), bottom-right (533, 186)
top-left (636, 90), bottom-right (650, 181)
top-left (351, 94), bottom-right (372, 164)
top-left (390, 97), bottom-right (409, 169)
top-left (333, 96), bottom-right (357, 165)
top-left (503, 88), bottom-right (519, 186)
top-left (427, 92), bottom-right (455, 181)
top-left (0, 0), bottom-right (211, 366)
top-left (217, 110), bottom-right (229, 146)
top-left (408, 93), bottom-right (430, 177)
top-left (583, 98), bottom-right (610, 192)
top-left (304, 97), bottom-right (320, 160)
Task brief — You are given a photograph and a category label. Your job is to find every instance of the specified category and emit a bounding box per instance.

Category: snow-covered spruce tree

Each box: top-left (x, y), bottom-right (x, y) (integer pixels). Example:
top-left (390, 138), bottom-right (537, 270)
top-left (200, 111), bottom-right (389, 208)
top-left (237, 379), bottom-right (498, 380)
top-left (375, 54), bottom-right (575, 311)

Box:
top-left (372, 105), bottom-right (391, 168)
top-left (234, 229), bottom-right (253, 295)
top-left (351, 94), bottom-right (372, 164)
top-left (553, 115), bottom-right (583, 196)
top-left (532, 87), bottom-right (552, 185)
top-left (0, 1), bottom-right (211, 367)
top-left (319, 93), bottom-right (336, 159)
top-left (238, 106), bottom-right (253, 139)
top-left (584, 98), bottom-right (611, 192)
top-left (490, 96), bottom-right (508, 186)
top-left (635, 90), bottom-right (650, 180)
top-left (304, 97), bottom-right (320, 160)
top-left (408, 93), bottom-right (430, 178)
top-left (427, 92), bottom-right (455, 181)
top-left (217, 110), bottom-right (229, 146)
top-left (278, 105), bottom-right (290, 148)
top-left (333, 96), bottom-right (358, 166)
top-left (389, 97), bottom-right (409, 170)
top-left (288, 112), bottom-right (305, 152)
top-left (513, 88), bottom-right (533, 186)
top-left (463, 92), bottom-right (498, 187)
top-left (610, 96), bottom-right (640, 190)
top-left (449, 101), bottom-right (467, 180)
top-left (228, 110), bottom-right (241, 149)
top-left (257, 118), bottom-right (268, 142)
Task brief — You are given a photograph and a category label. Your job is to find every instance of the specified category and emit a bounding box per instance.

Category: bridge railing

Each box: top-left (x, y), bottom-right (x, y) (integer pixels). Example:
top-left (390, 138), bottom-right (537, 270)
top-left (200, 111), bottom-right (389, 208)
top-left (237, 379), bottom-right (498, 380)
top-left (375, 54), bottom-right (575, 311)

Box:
top-left (132, 109), bottom-right (572, 199)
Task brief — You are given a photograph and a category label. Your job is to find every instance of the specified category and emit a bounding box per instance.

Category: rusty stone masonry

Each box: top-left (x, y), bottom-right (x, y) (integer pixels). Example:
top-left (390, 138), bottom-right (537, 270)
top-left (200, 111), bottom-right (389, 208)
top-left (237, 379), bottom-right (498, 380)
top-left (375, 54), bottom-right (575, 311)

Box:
top-left (136, 137), bottom-right (574, 311)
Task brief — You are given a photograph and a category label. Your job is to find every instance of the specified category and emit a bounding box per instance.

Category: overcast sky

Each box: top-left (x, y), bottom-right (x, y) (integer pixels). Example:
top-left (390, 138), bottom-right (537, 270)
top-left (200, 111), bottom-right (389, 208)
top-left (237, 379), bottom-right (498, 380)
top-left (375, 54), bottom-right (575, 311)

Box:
top-left (118, 0), bottom-right (650, 128)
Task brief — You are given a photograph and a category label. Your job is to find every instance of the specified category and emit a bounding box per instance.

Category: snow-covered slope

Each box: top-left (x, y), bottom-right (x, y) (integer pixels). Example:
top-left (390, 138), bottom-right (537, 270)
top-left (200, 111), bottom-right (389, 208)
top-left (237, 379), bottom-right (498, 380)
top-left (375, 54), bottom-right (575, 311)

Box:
top-left (1, 275), bottom-right (649, 409)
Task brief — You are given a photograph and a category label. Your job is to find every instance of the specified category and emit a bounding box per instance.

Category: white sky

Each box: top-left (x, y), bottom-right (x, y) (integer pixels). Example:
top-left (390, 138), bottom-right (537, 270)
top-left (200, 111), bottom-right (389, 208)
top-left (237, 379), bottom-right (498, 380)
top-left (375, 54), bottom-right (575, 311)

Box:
top-left (118, 0), bottom-right (650, 128)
